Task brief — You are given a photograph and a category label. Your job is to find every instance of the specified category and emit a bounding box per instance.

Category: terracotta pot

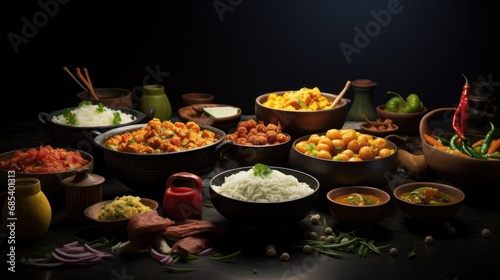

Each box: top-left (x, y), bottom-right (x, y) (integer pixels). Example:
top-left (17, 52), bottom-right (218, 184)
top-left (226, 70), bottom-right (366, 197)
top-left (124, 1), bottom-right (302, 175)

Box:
top-left (77, 88), bottom-right (133, 108)
top-left (255, 91), bottom-right (350, 139)
top-left (419, 107), bottom-right (500, 193)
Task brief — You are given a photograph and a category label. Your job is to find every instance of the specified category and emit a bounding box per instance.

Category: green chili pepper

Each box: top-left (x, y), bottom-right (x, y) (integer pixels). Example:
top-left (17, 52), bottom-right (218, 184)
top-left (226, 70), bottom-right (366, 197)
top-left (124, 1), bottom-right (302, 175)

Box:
top-left (461, 138), bottom-right (484, 159)
top-left (484, 153), bottom-right (500, 159)
top-left (449, 134), bottom-right (462, 152)
top-left (480, 122), bottom-right (495, 155)
top-left (384, 91), bottom-right (424, 113)
top-left (435, 136), bottom-right (450, 146)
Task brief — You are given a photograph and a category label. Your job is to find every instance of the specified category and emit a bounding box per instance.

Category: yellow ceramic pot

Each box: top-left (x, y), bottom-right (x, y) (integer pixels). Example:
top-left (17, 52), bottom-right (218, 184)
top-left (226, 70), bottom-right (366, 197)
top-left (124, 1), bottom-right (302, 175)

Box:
top-left (2, 178), bottom-right (52, 240)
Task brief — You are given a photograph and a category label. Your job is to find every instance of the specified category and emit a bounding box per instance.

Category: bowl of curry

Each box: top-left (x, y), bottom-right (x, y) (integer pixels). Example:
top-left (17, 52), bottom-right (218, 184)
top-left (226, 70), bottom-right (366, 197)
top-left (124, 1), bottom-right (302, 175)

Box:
top-left (326, 186), bottom-right (391, 231)
top-left (393, 182), bottom-right (465, 222)
top-left (92, 118), bottom-right (229, 200)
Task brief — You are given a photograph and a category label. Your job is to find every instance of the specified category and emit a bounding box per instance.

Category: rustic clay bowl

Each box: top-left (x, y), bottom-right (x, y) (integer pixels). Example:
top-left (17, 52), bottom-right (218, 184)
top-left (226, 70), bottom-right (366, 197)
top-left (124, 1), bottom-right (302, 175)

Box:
top-left (178, 103), bottom-right (242, 133)
top-left (255, 91), bottom-right (351, 139)
top-left (393, 182), bottom-right (464, 221)
top-left (92, 123), bottom-right (229, 200)
top-left (181, 93), bottom-right (215, 106)
top-left (77, 88), bottom-right (133, 108)
top-left (376, 104), bottom-right (428, 135)
top-left (83, 198), bottom-right (158, 232)
top-left (360, 123), bottom-right (399, 137)
top-left (326, 186), bottom-right (391, 230)
top-left (0, 148), bottom-right (94, 207)
top-left (209, 166), bottom-right (320, 228)
top-left (419, 107), bottom-right (500, 194)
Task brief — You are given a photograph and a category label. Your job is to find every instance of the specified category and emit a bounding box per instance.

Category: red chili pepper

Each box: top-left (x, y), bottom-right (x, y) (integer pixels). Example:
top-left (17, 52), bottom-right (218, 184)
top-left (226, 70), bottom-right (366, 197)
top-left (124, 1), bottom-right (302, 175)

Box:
top-left (452, 74), bottom-right (470, 139)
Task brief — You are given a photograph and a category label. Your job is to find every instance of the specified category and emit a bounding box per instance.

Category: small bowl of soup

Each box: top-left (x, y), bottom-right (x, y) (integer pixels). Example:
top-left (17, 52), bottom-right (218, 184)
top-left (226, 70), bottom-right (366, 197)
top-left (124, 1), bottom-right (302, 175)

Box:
top-left (393, 182), bottom-right (465, 222)
top-left (326, 186), bottom-right (391, 231)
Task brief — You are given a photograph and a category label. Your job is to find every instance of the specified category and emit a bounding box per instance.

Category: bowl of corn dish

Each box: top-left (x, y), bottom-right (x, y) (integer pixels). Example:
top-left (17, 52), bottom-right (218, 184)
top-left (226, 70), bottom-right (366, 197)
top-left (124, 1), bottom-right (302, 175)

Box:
top-left (255, 87), bottom-right (351, 139)
top-left (84, 195), bottom-right (159, 232)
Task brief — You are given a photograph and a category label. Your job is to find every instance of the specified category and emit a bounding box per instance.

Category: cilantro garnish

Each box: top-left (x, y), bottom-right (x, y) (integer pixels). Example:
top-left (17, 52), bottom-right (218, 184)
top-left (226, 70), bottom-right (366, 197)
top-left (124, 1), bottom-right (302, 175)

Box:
top-left (63, 109), bottom-right (77, 125)
top-left (112, 112), bottom-right (121, 124)
top-left (253, 163), bottom-right (272, 177)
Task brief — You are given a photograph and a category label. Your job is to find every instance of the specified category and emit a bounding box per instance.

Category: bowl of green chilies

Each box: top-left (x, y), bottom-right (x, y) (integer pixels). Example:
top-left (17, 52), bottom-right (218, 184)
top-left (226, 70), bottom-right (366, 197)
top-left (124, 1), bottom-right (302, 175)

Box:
top-left (419, 107), bottom-right (500, 198)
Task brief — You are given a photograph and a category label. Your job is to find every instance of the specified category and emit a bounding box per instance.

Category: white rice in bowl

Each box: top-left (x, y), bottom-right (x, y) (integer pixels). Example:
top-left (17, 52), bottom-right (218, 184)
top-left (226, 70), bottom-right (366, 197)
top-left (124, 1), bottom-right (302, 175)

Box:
top-left (52, 102), bottom-right (136, 127)
top-left (211, 167), bottom-right (314, 202)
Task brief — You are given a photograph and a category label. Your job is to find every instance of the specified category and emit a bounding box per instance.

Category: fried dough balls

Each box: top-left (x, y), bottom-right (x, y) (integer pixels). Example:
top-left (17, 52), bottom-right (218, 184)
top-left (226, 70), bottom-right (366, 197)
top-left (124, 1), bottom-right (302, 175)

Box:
top-left (225, 119), bottom-right (290, 145)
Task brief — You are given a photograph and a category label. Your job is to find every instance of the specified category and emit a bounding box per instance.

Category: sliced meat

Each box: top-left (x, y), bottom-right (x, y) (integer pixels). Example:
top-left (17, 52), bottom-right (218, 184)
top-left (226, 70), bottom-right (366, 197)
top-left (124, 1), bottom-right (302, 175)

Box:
top-left (127, 210), bottom-right (175, 250)
top-left (171, 236), bottom-right (212, 258)
top-left (161, 220), bottom-right (226, 240)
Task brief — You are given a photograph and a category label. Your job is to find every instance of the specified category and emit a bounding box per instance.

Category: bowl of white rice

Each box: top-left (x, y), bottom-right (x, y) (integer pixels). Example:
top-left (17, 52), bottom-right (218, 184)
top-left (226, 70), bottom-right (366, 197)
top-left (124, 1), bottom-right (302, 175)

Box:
top-left (209, 164), bottom-right (320, 228)
top-left (38, 102), bottom-right (155, 150)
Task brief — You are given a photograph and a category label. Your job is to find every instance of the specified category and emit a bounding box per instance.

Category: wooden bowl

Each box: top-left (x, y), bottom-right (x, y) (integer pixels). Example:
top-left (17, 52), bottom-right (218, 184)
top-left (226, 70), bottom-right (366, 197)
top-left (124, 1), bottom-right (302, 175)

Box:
top-left (419, 107), bottom-right (500, 195)
top-left (178, 104), bottom-right (242, 133)
top-left (360, 123), bottom-right (399, 137)
top-left (255, 91), bottom-right (351, 139)
top-left (83, 198), bottom-right (158, 232)
top-left (393, 182), bottom-right (464, 222)
top-left (327, 186), bottom-right (391, 231)
top-left (181, 93), bottom-right (214, 106)
top-left (376, 104), bottom-right (427, 135)
top-left (77, 88), bottom-right (133, 108)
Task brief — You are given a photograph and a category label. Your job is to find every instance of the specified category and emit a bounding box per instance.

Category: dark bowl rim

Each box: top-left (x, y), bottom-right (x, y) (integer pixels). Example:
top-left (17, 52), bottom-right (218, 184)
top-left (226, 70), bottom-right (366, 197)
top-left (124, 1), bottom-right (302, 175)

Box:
top-left (39, 106), bottom-right (148, 130)
top-left (290, 133), bottom-right (399, 162)
top-left (93, 123), bottom-right (227, 156)
top-left (255, 91), bottom-right (351, 112)
top-left (77, 88), bottom-right (132, 97)
top-left (392, 182), bottom-right (465, 207)
top-left (209, 166), bottom-right (320, 204)
top-left (0, 148), bottom-right (94, 175)
top-left (326, 186), bottom-right (391, 208)
top-left (83, 198), bottom-right (159, 223)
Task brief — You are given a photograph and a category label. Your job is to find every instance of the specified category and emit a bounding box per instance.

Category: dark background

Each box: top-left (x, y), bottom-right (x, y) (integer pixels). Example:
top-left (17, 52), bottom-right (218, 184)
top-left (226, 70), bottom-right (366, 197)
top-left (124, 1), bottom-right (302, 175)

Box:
top-left (3, 0), bottom-right (498, 126)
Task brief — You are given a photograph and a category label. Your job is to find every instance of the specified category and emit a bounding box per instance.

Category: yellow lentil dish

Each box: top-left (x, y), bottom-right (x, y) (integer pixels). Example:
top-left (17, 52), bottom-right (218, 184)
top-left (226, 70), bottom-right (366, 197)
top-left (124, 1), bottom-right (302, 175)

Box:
top-left (98, 195), bottom-right (152, 221)
top-left (294, 128), bottom-right (395, 161)
top-left (262, 87), bottom-right (334, 110)
top-left (103, 118), bottom-right (220, 153)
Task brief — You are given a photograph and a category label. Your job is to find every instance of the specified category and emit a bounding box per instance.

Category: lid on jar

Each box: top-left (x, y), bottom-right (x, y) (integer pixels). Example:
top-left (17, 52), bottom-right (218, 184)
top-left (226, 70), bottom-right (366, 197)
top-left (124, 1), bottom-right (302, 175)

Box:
top-left (351, 79), bottom-right (377, 88)
top-left (61, 167), bottom-right (105, 188)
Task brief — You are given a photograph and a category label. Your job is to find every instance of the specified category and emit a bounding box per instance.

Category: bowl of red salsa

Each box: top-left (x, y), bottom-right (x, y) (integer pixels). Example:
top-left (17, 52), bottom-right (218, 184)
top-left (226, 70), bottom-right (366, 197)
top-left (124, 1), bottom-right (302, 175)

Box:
top-left (0, 145), bottom-right (94, 207)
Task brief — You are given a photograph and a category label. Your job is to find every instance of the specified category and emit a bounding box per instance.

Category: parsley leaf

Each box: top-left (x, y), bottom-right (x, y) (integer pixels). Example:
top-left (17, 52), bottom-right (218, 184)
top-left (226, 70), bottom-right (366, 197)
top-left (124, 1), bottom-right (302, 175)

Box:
top-left (253, 163), bottom-right (272, 177)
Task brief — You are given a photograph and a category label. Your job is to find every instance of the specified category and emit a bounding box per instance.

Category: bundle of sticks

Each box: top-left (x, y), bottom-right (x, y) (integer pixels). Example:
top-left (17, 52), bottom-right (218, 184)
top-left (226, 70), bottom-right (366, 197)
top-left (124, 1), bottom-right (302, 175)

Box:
top-left (63, 66), bottom-right (99, 100)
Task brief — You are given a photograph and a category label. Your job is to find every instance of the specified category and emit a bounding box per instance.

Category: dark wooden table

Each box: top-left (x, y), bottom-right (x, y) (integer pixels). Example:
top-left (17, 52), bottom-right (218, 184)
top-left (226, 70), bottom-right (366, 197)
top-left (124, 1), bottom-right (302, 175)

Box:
top-left (1, 119), bottom-right (498, 280)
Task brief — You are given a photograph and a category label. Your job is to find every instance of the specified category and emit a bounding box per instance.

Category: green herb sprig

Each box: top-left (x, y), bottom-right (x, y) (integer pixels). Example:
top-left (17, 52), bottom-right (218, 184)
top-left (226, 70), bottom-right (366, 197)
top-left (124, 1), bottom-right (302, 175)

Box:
top-left (253, 163), bottom-right (272, 177)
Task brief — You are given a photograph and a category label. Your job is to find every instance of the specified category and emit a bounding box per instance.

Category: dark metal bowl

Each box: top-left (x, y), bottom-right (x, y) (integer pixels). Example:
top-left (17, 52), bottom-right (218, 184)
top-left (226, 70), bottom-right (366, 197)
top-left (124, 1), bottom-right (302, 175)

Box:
top-left (288, 133), bottom-right (399, 206)
top-left (38, 107), bottom-right (155, 150)
top-left (209, 166), bottom-right (320, 228)
top-left (93, 123), bottom-right (228, 200)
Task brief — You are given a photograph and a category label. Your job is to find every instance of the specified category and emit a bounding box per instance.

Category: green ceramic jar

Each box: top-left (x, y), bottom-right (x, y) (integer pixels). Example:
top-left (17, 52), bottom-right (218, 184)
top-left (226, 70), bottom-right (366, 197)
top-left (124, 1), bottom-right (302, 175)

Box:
top-left (139, 85), bottom-right (172, 121)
